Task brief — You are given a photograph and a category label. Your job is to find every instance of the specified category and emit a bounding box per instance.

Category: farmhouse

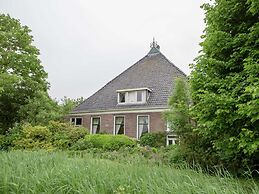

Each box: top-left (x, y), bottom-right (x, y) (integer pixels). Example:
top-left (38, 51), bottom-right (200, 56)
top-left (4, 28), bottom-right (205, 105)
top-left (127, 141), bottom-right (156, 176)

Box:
top-left (69, 39), bottom-right (186, 144)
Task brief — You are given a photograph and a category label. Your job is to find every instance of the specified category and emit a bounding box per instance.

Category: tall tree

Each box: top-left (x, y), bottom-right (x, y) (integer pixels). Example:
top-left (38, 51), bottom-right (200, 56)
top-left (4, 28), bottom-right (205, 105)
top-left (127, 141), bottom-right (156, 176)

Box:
top-left (164, 78), bottom-right (191, 137)
top-left (0, 14), bottom-right (48, 134)
top-left (190, 0), bottom-right (259, 172)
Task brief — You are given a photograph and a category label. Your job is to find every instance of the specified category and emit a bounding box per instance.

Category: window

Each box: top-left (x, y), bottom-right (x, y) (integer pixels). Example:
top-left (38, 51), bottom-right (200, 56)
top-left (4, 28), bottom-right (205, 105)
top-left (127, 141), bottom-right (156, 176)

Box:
top-left (70, 117), bottom-right (82, 126)
top-left (137, 115), bottom-right (149, 139)
top-left (119, 92), bottom-right (126, 103)
top-left (114, 116), bottom-right (125, 135)
top-left (166, 135), bottom-right (179, 145)
top-left (117, 88), bottom-right (151, 105)
top-left (137, 91), bottom-right (142, 102)
top-left (91, 117), bottom-right (101, 134)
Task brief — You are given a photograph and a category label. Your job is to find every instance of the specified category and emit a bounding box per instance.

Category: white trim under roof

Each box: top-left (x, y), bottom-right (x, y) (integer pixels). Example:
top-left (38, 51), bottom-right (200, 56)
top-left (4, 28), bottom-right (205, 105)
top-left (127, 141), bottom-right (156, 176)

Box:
top-left (116, 87), bottom-right (152, 93)
top-left (70, 107), bottom-right (168, 116)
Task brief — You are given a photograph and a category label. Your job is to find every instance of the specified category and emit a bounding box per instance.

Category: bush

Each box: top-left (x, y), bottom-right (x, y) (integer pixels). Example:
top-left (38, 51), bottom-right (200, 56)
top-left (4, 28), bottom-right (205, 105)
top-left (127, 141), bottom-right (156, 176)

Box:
top-left (159, 145), bottom-right (185, 164)
top-left (139, 132), bottom-right (166, 147)
top-left (72, 134), bottom-right (136, 151)
top-left (13, 124), bottom-right (53, 150)
top-left (71, 138), bottom-right (93, 150)
top-left (48, 121), bottom-right (88, 149)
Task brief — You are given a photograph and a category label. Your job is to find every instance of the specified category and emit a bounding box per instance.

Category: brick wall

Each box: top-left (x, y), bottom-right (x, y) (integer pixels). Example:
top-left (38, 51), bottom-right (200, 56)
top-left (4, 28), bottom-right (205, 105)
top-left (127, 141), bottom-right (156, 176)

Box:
top-left (69, 112), bottom-right (166, 138)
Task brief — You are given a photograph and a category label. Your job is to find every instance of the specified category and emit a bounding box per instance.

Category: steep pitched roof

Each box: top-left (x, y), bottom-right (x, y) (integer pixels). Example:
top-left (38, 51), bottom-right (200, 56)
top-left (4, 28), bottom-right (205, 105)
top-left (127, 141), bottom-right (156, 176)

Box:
top-left (72, 45), bottom-right (186, 113)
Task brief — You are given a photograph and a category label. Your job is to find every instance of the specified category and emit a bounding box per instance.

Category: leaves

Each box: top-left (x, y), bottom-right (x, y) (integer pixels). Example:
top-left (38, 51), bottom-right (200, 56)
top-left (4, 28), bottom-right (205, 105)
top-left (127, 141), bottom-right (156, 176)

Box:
top-left (190, 0), bottom-right (259, 173)
top-left (0, 14), bottom-right (48, 133)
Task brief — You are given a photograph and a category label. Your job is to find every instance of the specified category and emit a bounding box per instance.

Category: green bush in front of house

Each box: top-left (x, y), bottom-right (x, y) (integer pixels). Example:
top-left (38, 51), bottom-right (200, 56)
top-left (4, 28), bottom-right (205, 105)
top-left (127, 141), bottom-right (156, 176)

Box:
top-left (48, 121), bottom-right (88, 149)
top-left (139, 132), bottom-right (166, 148)
top-left (7, 121), bottom-right (89, 150)
top-left (72, 134), bottom-right (136, 151)
top-left (13, 124), bottom-right (53, 150)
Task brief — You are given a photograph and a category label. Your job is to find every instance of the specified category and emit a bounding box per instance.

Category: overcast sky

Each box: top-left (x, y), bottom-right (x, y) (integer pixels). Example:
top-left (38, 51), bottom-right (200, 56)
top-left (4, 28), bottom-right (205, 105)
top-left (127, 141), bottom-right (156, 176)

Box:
top-left (0, 0), bottom-right (210, 100)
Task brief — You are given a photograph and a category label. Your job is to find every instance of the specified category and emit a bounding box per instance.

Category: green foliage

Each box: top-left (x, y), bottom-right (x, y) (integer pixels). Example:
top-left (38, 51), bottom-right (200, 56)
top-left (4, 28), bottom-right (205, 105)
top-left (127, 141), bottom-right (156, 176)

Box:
top-left (18, 91), bottom-right (62, 126)
top-left (73, 134), bottom-right (136, 151)
top-left (139, 132), bottom-right (166, 147)
top-left (59, 96), bottom-right (85, 116)
top-left (48, 121), bottom-right (88, 149)
top-left (190, 0), bottom-right (259, 174)
top-left (0, 14), bottom-right (48, 134)
top-left (164, 78), bottom-right (192, 136)
top-left (13, 124), bottom-right (53, 150)
top-left (8, 122), bottom-right (88, 150)
top-left (0, 151), bottom-right (258, 194)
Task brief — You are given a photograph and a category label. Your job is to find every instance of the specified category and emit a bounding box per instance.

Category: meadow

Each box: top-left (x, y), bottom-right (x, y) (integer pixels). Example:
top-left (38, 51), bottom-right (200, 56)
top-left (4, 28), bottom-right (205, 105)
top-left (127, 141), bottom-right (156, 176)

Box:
top-left (0, 151), bottom-right (258, 194)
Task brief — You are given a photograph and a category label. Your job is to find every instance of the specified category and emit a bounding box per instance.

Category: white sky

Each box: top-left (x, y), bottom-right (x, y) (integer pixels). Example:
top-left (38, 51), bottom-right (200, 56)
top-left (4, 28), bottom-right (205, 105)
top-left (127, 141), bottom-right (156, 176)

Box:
top-left (0, 0), bottom-right (210, 99)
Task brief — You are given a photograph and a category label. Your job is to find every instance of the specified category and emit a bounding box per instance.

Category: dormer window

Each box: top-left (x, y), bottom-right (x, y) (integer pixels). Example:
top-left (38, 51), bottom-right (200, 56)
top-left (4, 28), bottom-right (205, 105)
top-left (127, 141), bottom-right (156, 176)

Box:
top-left (117, 88), bottom-right (151, 105)
top-left (119, 92), bottom-right (126, 103)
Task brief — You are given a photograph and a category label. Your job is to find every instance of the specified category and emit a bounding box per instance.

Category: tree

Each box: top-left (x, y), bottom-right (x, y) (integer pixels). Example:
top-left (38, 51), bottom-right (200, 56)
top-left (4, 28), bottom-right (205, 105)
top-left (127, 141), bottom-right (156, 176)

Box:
top-left (0, 14), bottom-right (48, 134)
top-left (18, 91), bottom-right (61, 126)
top-left (164, 78), bottom-right (192, 137)
top-left (59, 96), bottom-right (84, 116)
top-left (190, 0), bottom-right (259, 173)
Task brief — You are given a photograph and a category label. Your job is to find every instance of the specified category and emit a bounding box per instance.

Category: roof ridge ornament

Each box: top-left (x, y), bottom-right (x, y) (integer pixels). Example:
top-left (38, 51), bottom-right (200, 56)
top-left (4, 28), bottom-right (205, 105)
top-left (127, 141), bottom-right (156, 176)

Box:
top-left (148, 37), bottom-right (160, 55)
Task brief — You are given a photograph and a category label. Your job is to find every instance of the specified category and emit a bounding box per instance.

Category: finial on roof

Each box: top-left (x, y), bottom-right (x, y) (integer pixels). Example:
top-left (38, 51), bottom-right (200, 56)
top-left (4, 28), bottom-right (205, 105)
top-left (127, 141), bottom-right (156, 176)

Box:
top-left (148, 37), bottom-right (160, 55)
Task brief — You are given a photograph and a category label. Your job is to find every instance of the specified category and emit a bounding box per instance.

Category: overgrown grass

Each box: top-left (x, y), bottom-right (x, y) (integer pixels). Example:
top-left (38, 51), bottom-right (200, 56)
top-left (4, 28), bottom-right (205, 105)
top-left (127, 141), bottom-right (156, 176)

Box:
top-left (0, 151), bottom-right (258, 194)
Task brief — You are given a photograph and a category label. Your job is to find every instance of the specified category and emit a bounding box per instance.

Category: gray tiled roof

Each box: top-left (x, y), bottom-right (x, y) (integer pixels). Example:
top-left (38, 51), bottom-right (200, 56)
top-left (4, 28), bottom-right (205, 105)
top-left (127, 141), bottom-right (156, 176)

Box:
top-left (72, 50), bottom-right (186, 113)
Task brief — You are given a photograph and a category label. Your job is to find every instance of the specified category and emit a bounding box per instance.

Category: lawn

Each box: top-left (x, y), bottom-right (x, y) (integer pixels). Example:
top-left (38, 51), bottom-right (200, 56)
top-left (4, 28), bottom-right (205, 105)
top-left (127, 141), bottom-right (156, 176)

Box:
top-left (0, 151), bottom-right (258, 194)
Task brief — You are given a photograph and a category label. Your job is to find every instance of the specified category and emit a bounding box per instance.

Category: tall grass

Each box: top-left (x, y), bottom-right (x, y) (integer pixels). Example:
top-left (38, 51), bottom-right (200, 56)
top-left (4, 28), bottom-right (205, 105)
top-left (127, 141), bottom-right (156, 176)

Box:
top-left (0, 151), bottom-right (258, 194)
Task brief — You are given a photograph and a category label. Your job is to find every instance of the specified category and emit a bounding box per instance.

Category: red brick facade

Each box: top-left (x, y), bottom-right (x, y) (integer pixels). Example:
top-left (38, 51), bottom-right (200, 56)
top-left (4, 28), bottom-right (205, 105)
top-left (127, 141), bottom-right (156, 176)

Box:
top-left (69, 112), bottom-right (166, 138)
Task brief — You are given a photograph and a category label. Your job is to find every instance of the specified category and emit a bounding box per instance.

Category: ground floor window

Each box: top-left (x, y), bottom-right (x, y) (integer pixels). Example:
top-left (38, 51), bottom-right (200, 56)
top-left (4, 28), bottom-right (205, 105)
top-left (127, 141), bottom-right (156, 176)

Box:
top-left (167, 134), bottom-right (179, 145)
top-left (70, 117), bottom-right (82, 126)
top-left (91, 117), bottom-right (101, 134)
top-left (114, 116), bottom-right (125, 135)
top-left (137, 115), bottom-right (149, 139)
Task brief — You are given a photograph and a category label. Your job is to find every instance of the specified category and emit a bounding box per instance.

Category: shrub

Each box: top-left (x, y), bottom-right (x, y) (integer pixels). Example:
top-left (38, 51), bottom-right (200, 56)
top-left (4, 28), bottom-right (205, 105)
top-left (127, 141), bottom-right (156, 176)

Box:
top-left (13, 124), bottom-right (53, 150)
top-left (159, 145), bottom-right (185, 165)
top-left (48, 121), bottom-right (88, 149)
top-left (139, 132), bottom-right (166, 147)
top-left (71, 138), bottom-right (93, 150)
top-left (73, 134), bottom-right (136, 151)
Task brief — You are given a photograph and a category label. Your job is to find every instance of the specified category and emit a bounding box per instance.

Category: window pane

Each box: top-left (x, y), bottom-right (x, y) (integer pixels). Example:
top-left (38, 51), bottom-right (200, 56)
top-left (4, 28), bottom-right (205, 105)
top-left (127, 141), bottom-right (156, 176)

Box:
top-left (92, 118), bottom-right (100, 134)
top-left (119, 93), bottom-right (125, 103)
top-left (71, 118), bottom-right (75, 123)
top-left (115, 117), bottom-right (124, 134)
top-left (137, 91), bottom-right (142, 102)
top-left (138, 116), bottom-right (148, 124)
top-left (75, 118), bottom-right (82, 125)
top-left (138, 116), bottom-right (149, 139)
top-left (93, 118), bottom-right (100, 124)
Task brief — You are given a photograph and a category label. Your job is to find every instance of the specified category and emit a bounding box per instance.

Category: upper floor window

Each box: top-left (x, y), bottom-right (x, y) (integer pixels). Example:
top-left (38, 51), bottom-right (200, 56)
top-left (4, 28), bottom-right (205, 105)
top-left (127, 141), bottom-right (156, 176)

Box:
top-left (70, 117), bottom-right (82, 126)
top-left (117, 88), bottom-right (151, 105)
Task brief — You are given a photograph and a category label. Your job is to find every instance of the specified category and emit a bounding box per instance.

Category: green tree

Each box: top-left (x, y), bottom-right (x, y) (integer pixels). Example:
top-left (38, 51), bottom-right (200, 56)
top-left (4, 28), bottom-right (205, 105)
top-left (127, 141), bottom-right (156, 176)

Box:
top-left (190, 0), bottom-right (259, 173)
top-left (164, 78), bottom-right (191, 137)
top-left (0, 14), bottom-right (48, 134)
top-left (18, 91), bottom-right (61, 126)
top-left (59, 96), bottom-right (84, 116)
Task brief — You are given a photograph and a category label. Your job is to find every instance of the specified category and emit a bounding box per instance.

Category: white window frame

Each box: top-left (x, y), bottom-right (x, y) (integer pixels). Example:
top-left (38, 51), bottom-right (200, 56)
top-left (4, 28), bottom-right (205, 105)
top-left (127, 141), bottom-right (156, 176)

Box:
top-left (90, 116), bottom-right (101, 134)
top-left (166, 134), bottom-right (179, 146)
top-left (70, 117), bottom-right (83, 127)
top-left (117, 88), bottom-right (151, 105)
top-left (113, 115), bottom-right (125, 135)
top-left (137, 115), bottom-right (150, 139)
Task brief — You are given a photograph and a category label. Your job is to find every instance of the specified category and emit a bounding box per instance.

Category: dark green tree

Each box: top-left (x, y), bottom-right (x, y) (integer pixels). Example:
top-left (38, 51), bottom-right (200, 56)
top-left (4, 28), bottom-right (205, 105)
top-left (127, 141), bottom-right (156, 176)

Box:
top-left (190, 0), bottom-right (259, 173)
top-left (0, 14), bottom-right (48, 134)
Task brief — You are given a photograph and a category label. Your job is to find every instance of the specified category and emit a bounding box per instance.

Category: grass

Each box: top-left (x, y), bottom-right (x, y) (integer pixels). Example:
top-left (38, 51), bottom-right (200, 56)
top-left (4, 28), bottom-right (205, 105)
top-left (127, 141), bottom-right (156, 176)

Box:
top-left (0, 150), bottom-right (258, 194)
